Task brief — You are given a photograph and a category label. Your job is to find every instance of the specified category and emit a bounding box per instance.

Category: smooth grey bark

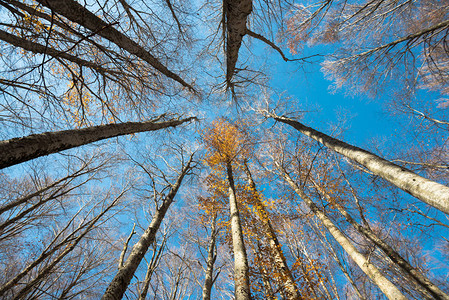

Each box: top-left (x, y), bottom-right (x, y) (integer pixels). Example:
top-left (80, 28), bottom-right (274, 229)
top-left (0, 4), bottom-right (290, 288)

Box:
top-left (202, 214), bottom-right (218, 300)
top-left (35, 0), bottom-right (194, 92)
top-left (276, 163), bottom-right (407, 300)
top-left (224, 0), bottom-right (252, 87)
top-left (226, 162), bottom-right (252, 300)
top-left (243, 162), bottom-right (301, 300)
top-left (102, 156), bottom-right (193, 300)
top-left (0, 116), bottom-right (195, 169)
top-left (269, 113), bottom-right (449, 215)
top-left (316, 227), bottom-right (366, 300)
top-left (312, 179), bottom-right (449, 300)
top-left (138, 233), bottom-right (167, 300)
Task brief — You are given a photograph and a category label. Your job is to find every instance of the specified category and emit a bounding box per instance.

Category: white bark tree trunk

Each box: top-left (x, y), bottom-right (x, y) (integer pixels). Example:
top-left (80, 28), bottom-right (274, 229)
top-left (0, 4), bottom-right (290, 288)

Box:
top-left (269, 113), bottom-right (449, 215)
top-left (0, 116), bottom-right (195, 169)
top-left (276, 163), bottom-right (407, 300)
top-left (317, 230), bottom-right (366, 300)
top-left (202, 214), bottom-right (218, 300)
top-left (312, 179), bottom-right (449, 300)
top-left (226, 162), bottom-right (252, 300)
top-left (102, 156), bottom-right (193, 300)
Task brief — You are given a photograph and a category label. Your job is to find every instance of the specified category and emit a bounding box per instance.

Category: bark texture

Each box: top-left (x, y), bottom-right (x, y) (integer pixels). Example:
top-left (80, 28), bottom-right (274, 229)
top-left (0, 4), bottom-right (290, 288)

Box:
top-left (224, 0), bottom-right (252, 87)
top-left (243, 162), bottom-right (301, 300)
top-left (101, 156), bottom-right (193, 300)
top-left (0, 116), bottom-right (195, 169)
top-left (270, 113), bottom-right (449, 215)
top-left (202, 215), bottom-right (218, 300)
top-left (276, 164), bottom-right (407, 300)
top-left (226, 162), bottom-right (252, 300)
top-left (312, 179), bottom-right (449, 300)
top-left (36, 0), bottom-right (194, 91)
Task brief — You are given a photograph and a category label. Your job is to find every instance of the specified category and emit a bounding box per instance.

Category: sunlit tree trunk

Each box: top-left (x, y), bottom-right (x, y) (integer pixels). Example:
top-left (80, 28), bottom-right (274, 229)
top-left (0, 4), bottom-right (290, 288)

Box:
top-left (269, 113), bottom-right (449, 215)
top-left (315, 226), bottom-right (366, 300)
top-left (311, 179), bottom-right (449, 300)
top-left (102, 156), bottom-right (193, 300)
top-left (138, 231), bottom-right (167, 300)
top-left (275, 163), bottom-right (407, 300)
top-left (202, 214), bottom-right (218, 300)
top-left (0, 116), bottom-right (195, 169)
top-left (0, 190), bottom-right (125, 298)
top-left (243, 162), bottom-right (301, 299)
top-left (226, 162), bottom-right (252, 300)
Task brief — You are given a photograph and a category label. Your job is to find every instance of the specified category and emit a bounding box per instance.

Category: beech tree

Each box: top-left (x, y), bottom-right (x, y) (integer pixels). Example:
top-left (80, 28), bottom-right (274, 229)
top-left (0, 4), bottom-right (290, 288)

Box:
top-left (1, 0), bottom-right (448, 299)
top-left (264, 111), bottom-right (449, 215)
top-left (0, 115), bottom-right (196, 169)
top-left (271, 150), bottom-right (407, 299)
top-left (201, 118), bottom-right (252, 300)
top-left (102, 152), bottom-right (194, 300)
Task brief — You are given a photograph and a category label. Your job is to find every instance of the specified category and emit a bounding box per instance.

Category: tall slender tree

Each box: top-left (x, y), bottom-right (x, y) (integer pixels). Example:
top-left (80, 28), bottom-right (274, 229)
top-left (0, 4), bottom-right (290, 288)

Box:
top-left (201, 119), bottom-right (252, 300)
top-left (265, 111), bottom-right (449, 215)
top-left (0, 115), bottom-right (195, 169)
top-left (102, 153), bottom-right (194, 300)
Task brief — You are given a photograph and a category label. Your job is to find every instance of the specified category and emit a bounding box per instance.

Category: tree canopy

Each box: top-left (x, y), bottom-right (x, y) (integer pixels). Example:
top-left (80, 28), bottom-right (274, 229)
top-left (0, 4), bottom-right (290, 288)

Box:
top-left (0, 0), bottom-right (448, 299)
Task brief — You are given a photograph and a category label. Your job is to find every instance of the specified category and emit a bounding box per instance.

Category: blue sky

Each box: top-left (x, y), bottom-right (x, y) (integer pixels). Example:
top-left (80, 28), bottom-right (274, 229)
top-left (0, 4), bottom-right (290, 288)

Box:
top-left (1, 1), bottom-right (448, 298)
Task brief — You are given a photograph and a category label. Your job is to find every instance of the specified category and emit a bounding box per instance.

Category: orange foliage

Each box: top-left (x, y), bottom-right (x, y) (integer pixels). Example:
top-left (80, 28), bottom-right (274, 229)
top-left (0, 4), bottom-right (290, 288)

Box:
top-left (201, 118), bottom-right (253, 167)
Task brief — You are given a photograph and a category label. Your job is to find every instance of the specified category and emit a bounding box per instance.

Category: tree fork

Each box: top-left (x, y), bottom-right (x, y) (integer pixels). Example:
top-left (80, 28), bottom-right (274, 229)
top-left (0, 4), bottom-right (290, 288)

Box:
top-left (0, 116), bottom-right (196, 169)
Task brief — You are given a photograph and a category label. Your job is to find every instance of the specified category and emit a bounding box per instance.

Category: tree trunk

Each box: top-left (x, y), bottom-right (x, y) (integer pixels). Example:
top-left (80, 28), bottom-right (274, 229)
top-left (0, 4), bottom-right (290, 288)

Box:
top-left (226, 162), bottom-right (252, 300)
top-left (253, 243), bottom-right (276, 300)
top-left (0, 190), bottom-right (124, 298)
top-left (243, 162), bottom-right (301, 300)
top-left (139, 234), bottom-right (167, 300)
top-left (0, 116), bottom-right (195, 169)
top-left (315, 221), bottom-right (367, 300)
top-left (102, 156), bottom-right (193, 300)
top-left (276, 163), bottom-right (407, 300)
top-left (0, 29), bottom-right (118, 76)
top-left (269, 113), bottom-right (449, 215)
top-left (224, 0), bottom-right (252, 87)
top-left (202, 214), bottom-right (218, 300)
top-left (35, 0), bottom-right (194, 92)
top-left (311, 178), bottom-right (449, 300)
